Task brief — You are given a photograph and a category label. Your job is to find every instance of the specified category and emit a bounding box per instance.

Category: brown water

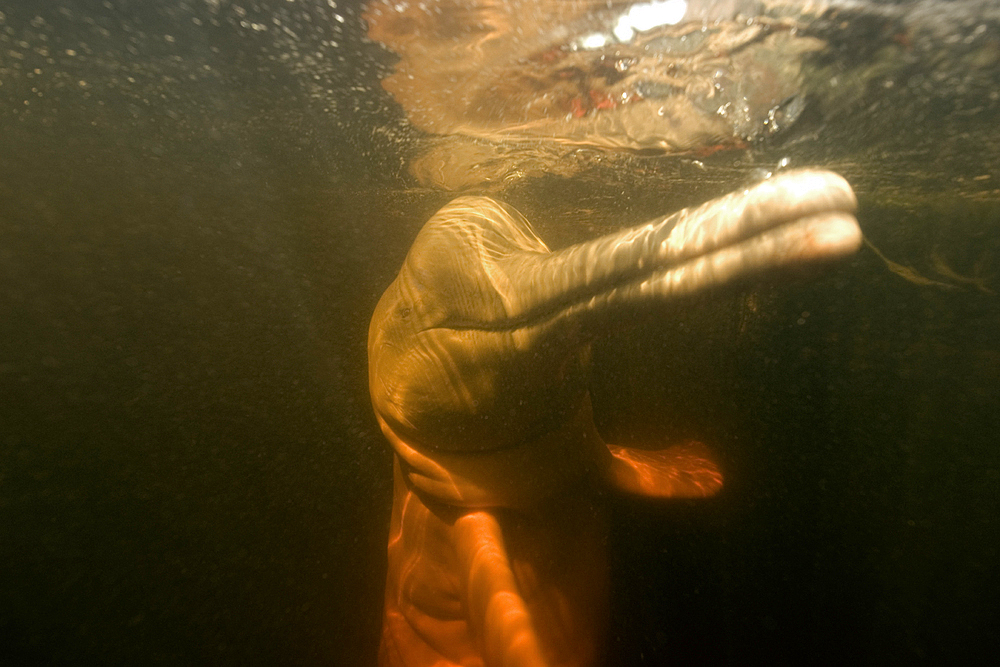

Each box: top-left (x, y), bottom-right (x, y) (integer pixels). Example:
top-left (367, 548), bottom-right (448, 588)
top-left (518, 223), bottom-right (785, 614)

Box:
top-left (1, 1), bottom-right (998, 664)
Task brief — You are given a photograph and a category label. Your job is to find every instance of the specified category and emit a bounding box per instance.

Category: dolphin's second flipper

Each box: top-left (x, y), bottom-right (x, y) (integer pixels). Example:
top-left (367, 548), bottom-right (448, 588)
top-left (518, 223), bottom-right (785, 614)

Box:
top-left (604, 442), bottom-right (724, 498)
top-left (454, 512), bottom-right (549, 667)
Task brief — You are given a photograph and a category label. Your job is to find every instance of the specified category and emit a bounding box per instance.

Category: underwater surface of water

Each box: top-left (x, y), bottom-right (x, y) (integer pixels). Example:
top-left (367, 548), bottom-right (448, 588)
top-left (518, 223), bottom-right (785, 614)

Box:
top-left (1, 1), bottom-right (998, 664)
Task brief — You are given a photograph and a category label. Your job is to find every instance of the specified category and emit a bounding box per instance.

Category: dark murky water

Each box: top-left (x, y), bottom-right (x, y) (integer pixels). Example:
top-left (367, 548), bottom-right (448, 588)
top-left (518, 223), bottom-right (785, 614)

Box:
top-left (1, 1), bottom-right (998, 664)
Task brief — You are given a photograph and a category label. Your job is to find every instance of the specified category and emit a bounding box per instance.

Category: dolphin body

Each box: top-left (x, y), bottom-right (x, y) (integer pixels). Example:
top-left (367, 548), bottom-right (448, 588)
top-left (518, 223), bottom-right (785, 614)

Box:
top-left (368, 170), bottom-right (861, 666)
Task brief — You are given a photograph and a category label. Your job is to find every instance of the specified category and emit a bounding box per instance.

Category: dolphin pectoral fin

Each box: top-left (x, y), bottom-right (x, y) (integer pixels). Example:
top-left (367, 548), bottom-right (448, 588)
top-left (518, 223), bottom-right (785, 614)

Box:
top-left (604, 442), bottom-right (724, 498)
top-left (454, 512), bottom-right (549, 667)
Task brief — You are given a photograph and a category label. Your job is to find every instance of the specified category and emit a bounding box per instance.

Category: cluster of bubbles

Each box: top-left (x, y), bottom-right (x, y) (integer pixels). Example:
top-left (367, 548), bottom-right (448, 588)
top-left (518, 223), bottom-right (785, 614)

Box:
top-left (0, 0), bottom-right (411, 181)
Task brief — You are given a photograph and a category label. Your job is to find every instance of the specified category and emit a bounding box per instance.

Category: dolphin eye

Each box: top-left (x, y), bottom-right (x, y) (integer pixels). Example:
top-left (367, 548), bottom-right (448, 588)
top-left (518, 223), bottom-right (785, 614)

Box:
top-left (399, 307), bottom-right (411, 319)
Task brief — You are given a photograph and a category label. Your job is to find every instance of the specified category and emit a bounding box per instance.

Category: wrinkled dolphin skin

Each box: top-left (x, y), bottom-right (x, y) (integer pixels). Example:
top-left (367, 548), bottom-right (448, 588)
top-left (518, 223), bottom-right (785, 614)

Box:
top-left (368, 170), bottom-right (861, 666)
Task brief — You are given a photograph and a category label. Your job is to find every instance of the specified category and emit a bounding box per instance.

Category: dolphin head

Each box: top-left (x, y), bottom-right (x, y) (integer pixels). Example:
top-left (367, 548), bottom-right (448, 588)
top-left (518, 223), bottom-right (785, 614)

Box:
top-left (369, 170), bottom-right (860, 462)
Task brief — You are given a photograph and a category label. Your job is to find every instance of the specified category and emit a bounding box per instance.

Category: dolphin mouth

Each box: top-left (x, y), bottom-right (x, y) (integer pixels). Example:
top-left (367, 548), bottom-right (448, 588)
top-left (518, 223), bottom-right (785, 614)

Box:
top-left (561, 221), bottom-right (858, 330)
top-left (493, 171), bottom-right (860, 334)
top-left (429, 209), bottom-right (860, 338)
